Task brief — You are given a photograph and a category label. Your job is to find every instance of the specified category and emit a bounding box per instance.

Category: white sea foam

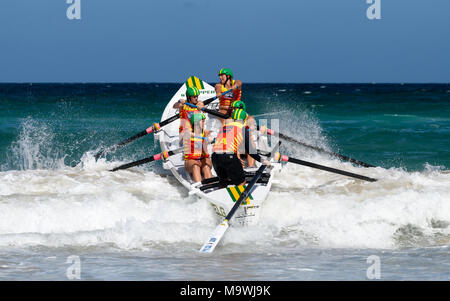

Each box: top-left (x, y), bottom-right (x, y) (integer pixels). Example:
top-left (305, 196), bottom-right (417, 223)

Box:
top-left (0, 152), bottom-right (449, 251)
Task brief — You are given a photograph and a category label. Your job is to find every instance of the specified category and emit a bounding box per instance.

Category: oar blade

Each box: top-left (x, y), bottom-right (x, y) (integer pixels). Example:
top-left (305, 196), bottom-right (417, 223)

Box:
top-left (199, 220), bottom-right (230, 253)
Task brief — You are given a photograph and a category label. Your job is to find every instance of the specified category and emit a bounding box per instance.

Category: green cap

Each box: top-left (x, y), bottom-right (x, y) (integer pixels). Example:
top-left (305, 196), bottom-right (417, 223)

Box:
top-left (231, 109), bottom-right (247, 121)
top-left (218, 68), bottom-right (233, 78)
top-left (186, 86), bottom-right (200, 97)
top-left (231, 100), bottom-right (246, 111)
top-left (190, 113), bottom-right (206, 126)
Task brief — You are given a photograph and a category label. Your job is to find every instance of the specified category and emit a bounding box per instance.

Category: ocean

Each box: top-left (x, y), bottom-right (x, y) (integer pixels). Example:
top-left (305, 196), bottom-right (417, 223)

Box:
top-left (0, 83), bottom-right (449, 280)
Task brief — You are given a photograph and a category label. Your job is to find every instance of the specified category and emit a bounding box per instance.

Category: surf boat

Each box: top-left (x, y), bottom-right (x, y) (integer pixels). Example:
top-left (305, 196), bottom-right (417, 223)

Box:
top-left (155, 79), bottom-right (281, 227)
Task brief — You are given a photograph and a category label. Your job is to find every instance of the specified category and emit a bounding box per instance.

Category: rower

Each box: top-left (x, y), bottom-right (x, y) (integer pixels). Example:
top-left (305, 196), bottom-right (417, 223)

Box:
top-left (230, 100), bottom-right (257, 168)
top-left (211, 109), bottom-right (270, 188)
top-left (215, 68), bottom-right (242, 124)
top-left (182, 113), bottom-right (213, 184)
top-left (174, 86), bottom-right (205, 140)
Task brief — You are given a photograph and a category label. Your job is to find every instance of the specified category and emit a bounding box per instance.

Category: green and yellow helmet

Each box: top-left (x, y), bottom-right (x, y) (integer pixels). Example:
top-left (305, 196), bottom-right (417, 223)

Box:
top-left (218, 68), bottom-right (233, 78)
top-left (190, 113), bottom-right (205, 126)
top-left (186, 86), bottom-right (200, 98)
top-left (231, 100), bottom-right (246, 111)
top-left (231, 108), bottom-right (247, 121)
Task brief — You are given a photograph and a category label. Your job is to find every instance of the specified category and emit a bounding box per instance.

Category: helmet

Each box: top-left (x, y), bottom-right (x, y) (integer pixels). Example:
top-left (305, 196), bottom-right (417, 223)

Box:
top-left (190, 113), bottom-right (205, 126)
top-left (218, 68), bottom-right (233, 78)
top-left (231, 100), bottom-right (246, 111)
top-left (231, 109), bottom-right (247, 121)
top-left (186, 86), bottom-right (200, 98)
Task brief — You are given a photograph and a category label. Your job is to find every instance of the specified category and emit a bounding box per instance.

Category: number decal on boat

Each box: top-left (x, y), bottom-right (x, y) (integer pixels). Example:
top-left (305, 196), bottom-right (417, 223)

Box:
top-left (211, 203), bottom-right (226, 217)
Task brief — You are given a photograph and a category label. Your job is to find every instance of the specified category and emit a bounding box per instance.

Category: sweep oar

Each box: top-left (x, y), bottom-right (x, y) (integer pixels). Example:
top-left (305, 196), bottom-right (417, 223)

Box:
top-left (199, 142), bottom-right (281, 253)
top-left (274, 153), bottom-right (377, 182)
top-left (199, 164), bottom-right (267, 253)
top-left (94, 88), bottom-right (233, 160)
top-left (109, 148), bottom-right (183, 172)
top-left (258, 125), bottom-right (375, 168)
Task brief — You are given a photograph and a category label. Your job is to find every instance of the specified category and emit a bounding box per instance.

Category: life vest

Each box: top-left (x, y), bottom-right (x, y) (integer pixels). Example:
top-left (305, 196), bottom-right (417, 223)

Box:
top-left (184, 131), bottom-right (209, 160)
top-left (212, 122), bottom-right (245, 154)
top-left (179, 103), bottom-right (201, 133)
top-left (219, 80), bottom-right (241, 108)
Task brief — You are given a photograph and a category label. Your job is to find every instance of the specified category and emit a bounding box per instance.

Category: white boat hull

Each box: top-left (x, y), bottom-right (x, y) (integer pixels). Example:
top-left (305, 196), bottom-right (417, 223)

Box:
top-left (155, 80), bottom-right (279, 227)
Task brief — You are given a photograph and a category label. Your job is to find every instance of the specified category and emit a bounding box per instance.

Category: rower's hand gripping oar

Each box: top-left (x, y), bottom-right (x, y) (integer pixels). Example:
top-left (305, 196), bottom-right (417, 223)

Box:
top-left (199, 142), bottom-right (281, 253)
top-left (274, 153), bottom-right (377, 182)
top-left (94, 88), bottom-right (234, 160)
top-left (109, 148), bottom-right (183, 172)
top-left (258, 125), bottom-right (375, 168)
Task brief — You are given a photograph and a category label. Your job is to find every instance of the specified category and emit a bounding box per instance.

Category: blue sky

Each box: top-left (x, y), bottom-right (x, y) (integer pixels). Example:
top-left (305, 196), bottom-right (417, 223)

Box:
top-left (0, 0), bottom-right (449, 83)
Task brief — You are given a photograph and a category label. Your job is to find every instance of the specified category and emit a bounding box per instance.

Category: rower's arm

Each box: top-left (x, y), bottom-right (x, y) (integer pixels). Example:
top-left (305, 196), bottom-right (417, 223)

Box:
top-left (233, 80), bottom-right (242, 90)
top-left (173, 99), bottom-right (185, 109)
top-left (215, 84), bottom-right (222, 96)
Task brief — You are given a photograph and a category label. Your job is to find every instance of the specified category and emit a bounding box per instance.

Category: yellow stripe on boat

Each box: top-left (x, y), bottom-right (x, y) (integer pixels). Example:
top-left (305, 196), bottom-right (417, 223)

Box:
top-left (226, 185), bottom-right (252, 205)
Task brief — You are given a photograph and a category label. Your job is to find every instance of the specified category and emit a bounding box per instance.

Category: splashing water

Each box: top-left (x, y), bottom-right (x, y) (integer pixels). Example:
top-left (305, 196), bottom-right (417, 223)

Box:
top-left (5, 118), bottom-right (66, 170)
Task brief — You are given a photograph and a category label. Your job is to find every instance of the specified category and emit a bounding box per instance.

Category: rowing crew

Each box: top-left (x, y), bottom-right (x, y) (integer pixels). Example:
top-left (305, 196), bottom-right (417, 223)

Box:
top-left (173, 68), bottom-right (270, 189)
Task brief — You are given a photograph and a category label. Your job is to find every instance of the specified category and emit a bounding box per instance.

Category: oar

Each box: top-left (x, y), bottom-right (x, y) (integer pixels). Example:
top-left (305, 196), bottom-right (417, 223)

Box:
top-left (94, 88), bottom-right (233, 160)
top-left (199, 141), bottom-right (281, 253)
top-left (109, 148), bottom-right (183, 172)
top-left (258, 125), bottom-right (375, 168)
top-left (274, 153), bottom-right (377, 182)
top-left (199, 164), bottom-right (267, 253)
top-left (95, 116), bottom-right (178, 160)
top-left (184, 102), bottom-right (229, 119)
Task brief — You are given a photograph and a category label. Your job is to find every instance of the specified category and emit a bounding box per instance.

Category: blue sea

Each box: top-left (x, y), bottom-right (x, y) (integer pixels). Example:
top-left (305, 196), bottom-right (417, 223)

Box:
top-left (0, 83), bottom-right (449, 280)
